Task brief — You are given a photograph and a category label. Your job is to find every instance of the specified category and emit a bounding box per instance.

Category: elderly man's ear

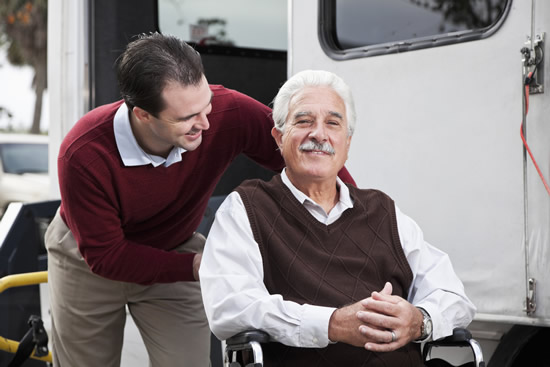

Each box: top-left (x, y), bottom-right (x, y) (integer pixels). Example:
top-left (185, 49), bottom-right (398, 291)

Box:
top-left (271, 127), bottom-right (283, 153)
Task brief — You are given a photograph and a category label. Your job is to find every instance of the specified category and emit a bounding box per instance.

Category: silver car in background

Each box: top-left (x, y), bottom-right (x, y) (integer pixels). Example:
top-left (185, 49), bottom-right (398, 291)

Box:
top-left (0, 133), bottom-right (49, 217)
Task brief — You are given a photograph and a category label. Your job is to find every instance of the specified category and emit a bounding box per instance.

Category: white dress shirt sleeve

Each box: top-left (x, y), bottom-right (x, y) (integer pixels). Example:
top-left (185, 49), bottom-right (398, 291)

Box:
top-left (199, 191), bottom-right (336, 347)
top-left (395, 205), bottom-right (476, 340)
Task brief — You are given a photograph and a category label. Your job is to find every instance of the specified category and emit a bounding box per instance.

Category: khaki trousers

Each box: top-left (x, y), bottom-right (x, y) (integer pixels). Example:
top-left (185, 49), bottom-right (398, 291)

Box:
top-left (45, 210), bottom-right (211, 367)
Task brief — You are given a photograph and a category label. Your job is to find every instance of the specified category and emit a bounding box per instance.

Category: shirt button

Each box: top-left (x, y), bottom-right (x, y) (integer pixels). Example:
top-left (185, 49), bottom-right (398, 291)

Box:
top-left (313, 337), bottom-right (318, 343)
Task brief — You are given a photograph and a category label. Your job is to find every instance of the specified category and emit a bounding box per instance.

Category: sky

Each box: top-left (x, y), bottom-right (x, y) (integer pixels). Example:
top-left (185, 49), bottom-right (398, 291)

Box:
top-left (0, 45), bottom-right (49, 132)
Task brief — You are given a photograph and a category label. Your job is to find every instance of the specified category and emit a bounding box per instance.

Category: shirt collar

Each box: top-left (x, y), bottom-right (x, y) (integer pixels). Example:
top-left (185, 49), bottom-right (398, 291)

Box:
top-left (113, 103), bottom-right (187, 168)
top-left (280, 169), bottom-right (354, 211)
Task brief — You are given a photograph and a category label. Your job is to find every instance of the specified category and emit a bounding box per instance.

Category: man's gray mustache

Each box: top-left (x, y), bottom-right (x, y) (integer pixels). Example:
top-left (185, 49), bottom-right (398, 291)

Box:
top-left (299, 141), bottom-right (335, 155)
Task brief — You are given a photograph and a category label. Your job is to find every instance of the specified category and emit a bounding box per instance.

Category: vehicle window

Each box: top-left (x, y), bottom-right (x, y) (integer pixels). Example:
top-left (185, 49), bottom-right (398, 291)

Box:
top-left (0, 143), bottom-right (48, 174)
top-left (157, 0), bottom-right (287, 51)
top-left (322, 0), bottom-right (510, 56)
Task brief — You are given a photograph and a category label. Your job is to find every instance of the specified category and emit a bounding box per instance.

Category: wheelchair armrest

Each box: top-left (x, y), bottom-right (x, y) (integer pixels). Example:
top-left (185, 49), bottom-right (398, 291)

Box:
top-left (226, 330), bottom-right (271, 347)
top-left (226, 330), bottom-right (270, 366)
top-left (428, 327), bottom-right (472, 347)
top-left (423, 328), bottom-right (485, 367)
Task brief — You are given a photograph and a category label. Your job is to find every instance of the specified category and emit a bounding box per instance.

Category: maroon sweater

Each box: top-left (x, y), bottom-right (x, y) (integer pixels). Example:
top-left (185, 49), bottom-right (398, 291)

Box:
top-left (236, 175), bottom-right (423, 367)
top-left (59, 86), bottom-right (333, 285)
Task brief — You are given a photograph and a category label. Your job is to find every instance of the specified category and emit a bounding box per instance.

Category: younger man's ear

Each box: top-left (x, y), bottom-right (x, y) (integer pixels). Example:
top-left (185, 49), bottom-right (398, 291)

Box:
top-left (133, 106), bottom-right (153, 123)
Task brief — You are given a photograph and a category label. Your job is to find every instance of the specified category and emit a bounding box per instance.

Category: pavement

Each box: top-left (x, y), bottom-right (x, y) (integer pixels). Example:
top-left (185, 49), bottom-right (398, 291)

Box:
top-left (39, 283), bottom-right (149, 366)
top-left (39, 283), bottom-right (224, 366)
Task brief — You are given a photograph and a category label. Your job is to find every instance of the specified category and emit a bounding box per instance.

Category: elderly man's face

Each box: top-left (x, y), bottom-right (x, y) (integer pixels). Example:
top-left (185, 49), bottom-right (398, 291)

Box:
top-left (272, 86), bottom-right (351, 183)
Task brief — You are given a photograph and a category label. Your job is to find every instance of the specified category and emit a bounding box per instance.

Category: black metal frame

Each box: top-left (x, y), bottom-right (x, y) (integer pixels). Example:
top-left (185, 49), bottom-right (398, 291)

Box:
top-left (0, 200), bottom-right (60, 367)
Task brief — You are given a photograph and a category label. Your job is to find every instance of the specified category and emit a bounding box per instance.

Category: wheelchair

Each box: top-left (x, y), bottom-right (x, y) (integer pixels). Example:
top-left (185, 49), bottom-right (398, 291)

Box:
top-left (225, 328), bottom-right (484, 367)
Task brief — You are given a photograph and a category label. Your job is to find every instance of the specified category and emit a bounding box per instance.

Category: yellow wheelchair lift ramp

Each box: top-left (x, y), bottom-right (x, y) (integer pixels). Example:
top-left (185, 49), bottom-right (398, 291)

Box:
top-left (0, 271), bottom-right (53, 363)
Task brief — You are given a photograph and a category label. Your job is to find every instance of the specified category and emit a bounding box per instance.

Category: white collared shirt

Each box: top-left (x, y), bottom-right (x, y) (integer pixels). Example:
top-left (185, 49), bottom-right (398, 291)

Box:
top-left (200, 169), bottom-right (475, 347)
top-left (281, 171), bottom-right (354, 225)
top-left (113, 103), bottom-right (186, 167)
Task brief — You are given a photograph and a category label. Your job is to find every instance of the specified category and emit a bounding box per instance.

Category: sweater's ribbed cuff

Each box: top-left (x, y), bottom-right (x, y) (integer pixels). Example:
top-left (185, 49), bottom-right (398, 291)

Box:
top-left (173, 252), bottom-right (196, 281)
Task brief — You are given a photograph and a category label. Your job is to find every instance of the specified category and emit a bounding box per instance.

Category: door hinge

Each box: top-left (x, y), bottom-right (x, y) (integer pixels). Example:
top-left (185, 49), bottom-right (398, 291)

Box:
top-left (525, 278), bottom-right (537, 315)
top-left (521, 33), bottom-right (545, 94)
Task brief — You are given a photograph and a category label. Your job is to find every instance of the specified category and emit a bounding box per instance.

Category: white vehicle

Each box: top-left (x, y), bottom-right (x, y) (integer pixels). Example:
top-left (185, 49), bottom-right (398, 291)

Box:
top-left (48, 0), bottom-right (548, 365)
top-left (288, 2), bottom-right (549, 365)
top-left (0, 133), bottom-right (49, 217)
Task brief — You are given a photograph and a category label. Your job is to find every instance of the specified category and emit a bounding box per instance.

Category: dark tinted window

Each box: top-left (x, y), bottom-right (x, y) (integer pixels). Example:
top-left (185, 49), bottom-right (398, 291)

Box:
top-left (327, 0), bottom-right (509, 51)
top-left (158, 0), bottom-right (287, 51)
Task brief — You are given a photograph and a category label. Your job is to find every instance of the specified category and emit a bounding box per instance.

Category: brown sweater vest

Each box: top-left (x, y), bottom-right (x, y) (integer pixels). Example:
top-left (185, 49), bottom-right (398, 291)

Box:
top-left (236, 175), bottom-right (423, 367)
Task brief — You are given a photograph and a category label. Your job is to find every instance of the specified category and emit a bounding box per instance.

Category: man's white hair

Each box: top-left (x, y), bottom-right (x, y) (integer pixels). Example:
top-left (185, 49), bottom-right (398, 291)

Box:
top-left (272, 70), bottom-right (356, 136)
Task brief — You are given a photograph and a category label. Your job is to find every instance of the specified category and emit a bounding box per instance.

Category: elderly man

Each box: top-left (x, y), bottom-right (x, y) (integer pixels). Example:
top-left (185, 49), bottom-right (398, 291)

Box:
top-left (46, 35), bottom-right (355, 367)
top-left (199, 70), bottom-right (475, 366)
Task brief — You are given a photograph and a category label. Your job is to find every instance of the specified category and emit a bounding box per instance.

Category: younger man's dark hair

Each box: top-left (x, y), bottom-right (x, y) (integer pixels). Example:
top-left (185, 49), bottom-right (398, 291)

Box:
top-left (116, 32), bottom-right (205, 116)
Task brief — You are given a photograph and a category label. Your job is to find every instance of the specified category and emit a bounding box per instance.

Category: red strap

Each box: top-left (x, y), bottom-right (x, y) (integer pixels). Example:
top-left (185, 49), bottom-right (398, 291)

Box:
top-left (521, 74), bottom-right (550, 196)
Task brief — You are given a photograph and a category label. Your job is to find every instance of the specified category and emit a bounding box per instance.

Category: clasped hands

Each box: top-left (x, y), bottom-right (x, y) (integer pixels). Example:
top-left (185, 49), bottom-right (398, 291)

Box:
top-left (328, 282), bottom-right (423, 352)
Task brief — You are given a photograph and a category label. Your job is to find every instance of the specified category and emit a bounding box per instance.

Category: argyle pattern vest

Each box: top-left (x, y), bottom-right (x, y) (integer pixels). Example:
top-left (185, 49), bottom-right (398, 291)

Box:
top-left (236, 175), bottom-right (423, 367)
